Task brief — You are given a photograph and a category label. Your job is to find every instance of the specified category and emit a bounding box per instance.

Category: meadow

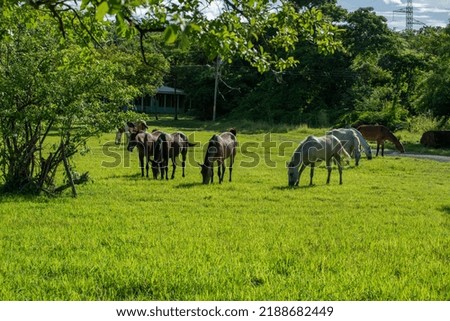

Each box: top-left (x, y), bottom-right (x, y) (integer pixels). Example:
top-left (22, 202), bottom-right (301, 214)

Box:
top-left (0, 118), bottom-right (449, 300)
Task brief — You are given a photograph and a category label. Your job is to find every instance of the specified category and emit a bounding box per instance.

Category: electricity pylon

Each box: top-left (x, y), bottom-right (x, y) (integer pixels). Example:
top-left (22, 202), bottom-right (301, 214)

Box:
top-left (393, 0), bottom-right (425, 31)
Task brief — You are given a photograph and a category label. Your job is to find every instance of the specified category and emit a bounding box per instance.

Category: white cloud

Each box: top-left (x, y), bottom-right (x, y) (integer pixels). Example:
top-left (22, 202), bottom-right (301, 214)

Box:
top-left (383, 0), bottom-right (403, 5)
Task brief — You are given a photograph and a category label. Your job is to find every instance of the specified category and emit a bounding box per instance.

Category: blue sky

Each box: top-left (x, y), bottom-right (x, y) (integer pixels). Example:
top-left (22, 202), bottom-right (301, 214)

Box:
top-left (337, 1), bottom-right (450, 30)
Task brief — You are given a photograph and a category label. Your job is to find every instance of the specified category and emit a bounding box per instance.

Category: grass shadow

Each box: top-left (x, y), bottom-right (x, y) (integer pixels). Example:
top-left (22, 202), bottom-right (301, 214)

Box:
top-left (272, 185), bottom-right (314, 191)
top-left (106, 173), bottom-right (146, 180)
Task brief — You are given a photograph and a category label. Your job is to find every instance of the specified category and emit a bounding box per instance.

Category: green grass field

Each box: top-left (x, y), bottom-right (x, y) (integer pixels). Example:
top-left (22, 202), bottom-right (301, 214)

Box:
top-left (1, 119), bottom-right (449, 300)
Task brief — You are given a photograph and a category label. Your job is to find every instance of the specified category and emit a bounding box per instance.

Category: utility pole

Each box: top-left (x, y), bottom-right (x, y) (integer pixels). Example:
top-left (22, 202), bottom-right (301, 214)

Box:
top-left (212, 56), bottom-right (221, 121)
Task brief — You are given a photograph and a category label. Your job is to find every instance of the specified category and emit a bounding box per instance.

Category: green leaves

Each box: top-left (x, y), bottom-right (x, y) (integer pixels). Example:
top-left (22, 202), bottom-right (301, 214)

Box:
top-left (95, 1), bottom-right (109, 21)
top-left (0, 4), bottom-right (168, 195)
top-left (163, 25), bottom-right (179, 44)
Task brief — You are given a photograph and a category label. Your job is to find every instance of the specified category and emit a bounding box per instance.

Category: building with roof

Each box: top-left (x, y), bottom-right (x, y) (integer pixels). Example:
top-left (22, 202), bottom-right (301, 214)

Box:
top-left (134, 86), bottom-right (187, 115)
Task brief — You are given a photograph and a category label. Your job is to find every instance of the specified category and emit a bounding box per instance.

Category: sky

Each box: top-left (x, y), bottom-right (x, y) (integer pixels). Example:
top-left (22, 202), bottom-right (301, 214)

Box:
top-left (337, 0), bottom-right (450, 30)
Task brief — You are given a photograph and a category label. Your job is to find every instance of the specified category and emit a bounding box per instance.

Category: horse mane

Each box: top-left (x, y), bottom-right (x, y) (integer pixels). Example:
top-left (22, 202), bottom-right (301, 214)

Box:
top-left (385, 130), bottom-right (399, 143)
top-left (290, 136), bottom-right (314, 167)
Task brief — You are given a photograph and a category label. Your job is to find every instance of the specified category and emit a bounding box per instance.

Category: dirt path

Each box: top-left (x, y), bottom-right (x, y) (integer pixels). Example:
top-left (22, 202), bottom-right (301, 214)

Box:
top-left (384, 151), bottom-right (450, 162)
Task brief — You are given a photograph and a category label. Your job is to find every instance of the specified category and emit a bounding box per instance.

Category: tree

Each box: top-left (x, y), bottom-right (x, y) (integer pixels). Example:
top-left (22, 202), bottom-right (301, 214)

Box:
top-left (2, 0), bottom-right (342, 73)
top-left (343, 7), bottom-right (395, 57)
top-left (0, 6), bottom-right (167, 195)
top-left (412, 25), bottom-right (450, 121)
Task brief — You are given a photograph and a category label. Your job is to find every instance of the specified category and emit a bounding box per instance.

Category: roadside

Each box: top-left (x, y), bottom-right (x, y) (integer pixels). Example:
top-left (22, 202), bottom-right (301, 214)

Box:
top-left (384, 150), bottom-right (450, 162)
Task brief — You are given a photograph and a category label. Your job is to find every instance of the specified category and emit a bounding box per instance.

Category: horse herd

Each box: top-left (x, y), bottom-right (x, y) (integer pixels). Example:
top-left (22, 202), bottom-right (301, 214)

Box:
top-left (115, 122), bottom-right (405, 187)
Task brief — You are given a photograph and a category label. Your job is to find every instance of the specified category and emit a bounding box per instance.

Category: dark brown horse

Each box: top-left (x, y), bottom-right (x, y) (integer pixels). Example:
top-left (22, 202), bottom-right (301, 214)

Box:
top-left (420, 131), bottom-right (450, 148)
top-left (357, 125), bottom-right (405, 156)
top-left (199, 129), bottom-right (237, 184)
top-left (127, 129), bottom-right (161, 178)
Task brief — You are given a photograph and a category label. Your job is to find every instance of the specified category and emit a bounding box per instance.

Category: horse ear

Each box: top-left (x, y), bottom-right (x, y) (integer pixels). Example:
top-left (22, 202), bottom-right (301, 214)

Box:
top-left (197, 162), bottom-right (203, 167)
top-left (127, 122), bottom-right (135, 128)
top-left (286, 161), bottom-right (290, 168)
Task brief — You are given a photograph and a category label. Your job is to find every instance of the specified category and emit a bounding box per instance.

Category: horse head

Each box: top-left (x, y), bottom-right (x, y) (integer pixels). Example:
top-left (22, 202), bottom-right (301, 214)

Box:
top-left (396, 141), bottom-right (405, 153)
top-left (198, 163), bottom-right (213, 184)
top-left (287, 161), bottom-right (299, 187)
top-left (127, 132), bottom-right (138, 152)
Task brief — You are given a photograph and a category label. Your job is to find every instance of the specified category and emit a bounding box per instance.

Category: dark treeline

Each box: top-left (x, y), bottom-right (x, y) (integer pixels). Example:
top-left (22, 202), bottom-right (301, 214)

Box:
top-left (169, 3), bottom-right (449, 128)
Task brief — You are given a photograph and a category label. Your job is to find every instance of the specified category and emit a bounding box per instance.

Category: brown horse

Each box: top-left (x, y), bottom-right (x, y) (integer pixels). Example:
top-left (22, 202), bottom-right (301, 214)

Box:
top-left (127, 129), bottom-right (162, 178)
top-left (357, 125), bottom-right (405, 156)
top-left (199, 128), bottom-right (237, 184)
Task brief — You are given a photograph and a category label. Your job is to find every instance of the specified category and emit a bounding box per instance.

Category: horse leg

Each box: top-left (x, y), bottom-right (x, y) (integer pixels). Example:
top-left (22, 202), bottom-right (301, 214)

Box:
top-left (171, 158), bottom-right (176, 179)
top-left (297, 163), bottom-right (307, 186)
top-left (381, 142), bottom-right (385, 157)
top-left (140, 157), bottom-right (144, 177)
top-left (159, 162), bottom-right (164, 180)
top-left (354, 148), bottom-right (360, 166)
top-left (165, 160), bottom-right (169, 180)
top-left (211, 164), bottom-right (214, 184)
top-left (376, 142), bottom-right (380, 157)
top-left (138, 150), bottom-right (144, 177)
top-left (115, 131), bottom-right (122, 145)
top-left (326, 160), bottom-right (332, 184)
top-left (221, 162), bottom-right (226, 183)
top-left (145, 144), bottom-right (150, 178)
top-left (229, 154), bottom-right (235, 182)
top-left (167, 147), bottom-right (177, 179)
top-left (334, 154), bottom-right (343, 184)
top-left (218, 161), bottom-right (222, 184)
top-left (310, 163), bottom-right (316, 186)
top-left (181, 150), bottom-right (186, 178)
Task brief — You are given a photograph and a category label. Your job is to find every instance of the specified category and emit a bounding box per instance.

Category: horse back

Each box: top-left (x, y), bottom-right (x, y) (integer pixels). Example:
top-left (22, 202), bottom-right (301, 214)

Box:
top-left (357, 125), bottom-right (384, 141)
top-left (327, 128), bottom-right (359, 152)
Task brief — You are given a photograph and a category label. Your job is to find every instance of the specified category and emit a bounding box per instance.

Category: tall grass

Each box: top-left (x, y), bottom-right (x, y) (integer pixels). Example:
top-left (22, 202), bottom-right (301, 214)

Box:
top-left (0, 124), bottom-right (449, 300)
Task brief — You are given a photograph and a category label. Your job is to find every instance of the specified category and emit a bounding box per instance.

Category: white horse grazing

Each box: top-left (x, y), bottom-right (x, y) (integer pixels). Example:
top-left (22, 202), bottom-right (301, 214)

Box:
top-left (287, 135), bottom-right (351, 187)
top-left (349, 127), bottom-right (372, 160)
top-left (326, 128), bottom-right (361, 166)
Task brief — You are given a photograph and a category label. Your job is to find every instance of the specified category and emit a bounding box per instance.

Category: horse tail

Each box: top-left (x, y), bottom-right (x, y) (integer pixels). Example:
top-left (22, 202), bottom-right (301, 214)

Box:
top-left (338, 140), bottom-right (351, 161)
top-left (154, 134), bottom-right (164, 162)
top-left (229, 128), bottom-right (237, 137)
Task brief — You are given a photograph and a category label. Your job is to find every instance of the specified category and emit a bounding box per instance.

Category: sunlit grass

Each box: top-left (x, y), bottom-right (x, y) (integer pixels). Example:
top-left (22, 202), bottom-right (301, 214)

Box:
top-left (0, 122), bottom-right (449, 300)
